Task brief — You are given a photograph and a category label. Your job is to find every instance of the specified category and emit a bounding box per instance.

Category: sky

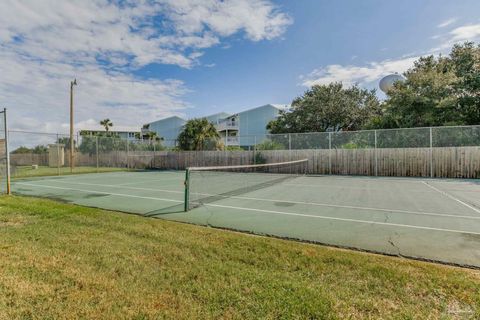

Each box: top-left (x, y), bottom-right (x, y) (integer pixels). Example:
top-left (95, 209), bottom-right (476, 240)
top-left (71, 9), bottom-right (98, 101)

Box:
top-left (1, 0), bottom-right (480, 134)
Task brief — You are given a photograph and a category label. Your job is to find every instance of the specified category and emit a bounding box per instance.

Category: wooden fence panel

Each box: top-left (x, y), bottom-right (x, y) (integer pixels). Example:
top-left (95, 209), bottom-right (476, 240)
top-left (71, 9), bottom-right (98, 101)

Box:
top-left (14, 146), bottom-right (476, 178)
top-left (11, 153), bottom-right (48, 166)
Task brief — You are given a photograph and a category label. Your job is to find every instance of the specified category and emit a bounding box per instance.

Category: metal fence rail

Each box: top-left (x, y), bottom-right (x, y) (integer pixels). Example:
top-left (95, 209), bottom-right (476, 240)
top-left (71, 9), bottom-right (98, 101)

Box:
top-left (4, 125), bottom-right (480, 180)
top-left (0, 108), bottom-right (10, 194)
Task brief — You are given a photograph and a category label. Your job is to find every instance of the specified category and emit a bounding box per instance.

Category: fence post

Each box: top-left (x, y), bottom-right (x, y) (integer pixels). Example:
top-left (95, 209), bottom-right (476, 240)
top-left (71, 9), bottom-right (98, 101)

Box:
top-left (126, 139), bottom-right (129, 170)
top-left (288, 133), bottom-right (291, 150)
top-left (153, 141), bottom-right (156, 169)
top-left (328, 132), bottom-right (332, 175)
top-left (253, 136), bottom-right (257, 164)
top-left (56, 133), bottom-right (60, 176)
top-left (3, 108), bottom-right (11, 194)
top-left (95, 135), bottom-right (99, 173)
top-left (374, 130), bottom-right (378, 176)
top-left (75, 132), bottom-right (79, 171)
top-left (429, 127), bottom-right (433, 178)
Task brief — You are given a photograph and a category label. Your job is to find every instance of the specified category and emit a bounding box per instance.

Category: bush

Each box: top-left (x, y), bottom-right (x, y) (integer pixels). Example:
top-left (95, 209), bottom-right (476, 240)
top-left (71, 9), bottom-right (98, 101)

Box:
top-left (254, 152), bottom-right (267, 164)
top-left (255, 140), bottom-right (284, 151)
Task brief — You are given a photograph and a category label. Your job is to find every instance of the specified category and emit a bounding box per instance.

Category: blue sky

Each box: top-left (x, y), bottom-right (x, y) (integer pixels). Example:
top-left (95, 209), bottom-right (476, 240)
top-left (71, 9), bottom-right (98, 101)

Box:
top-left (1, 0), bottom-right (480, 133)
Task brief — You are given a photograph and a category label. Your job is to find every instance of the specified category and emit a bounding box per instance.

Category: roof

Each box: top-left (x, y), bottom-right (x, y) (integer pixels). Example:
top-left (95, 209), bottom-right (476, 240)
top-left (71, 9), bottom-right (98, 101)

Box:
top-left (80, 125), bottom-right (140, 133)
top-left (204, 112), bottom-right (231, 119)
top-left (146, 115), bottom-right (186, 125)
top-left (237, 104), bottom-right (286, 115)
top-left (146, 104), bottom-right (287, 125)
top-left (204, 112), bottom-right (232, 124)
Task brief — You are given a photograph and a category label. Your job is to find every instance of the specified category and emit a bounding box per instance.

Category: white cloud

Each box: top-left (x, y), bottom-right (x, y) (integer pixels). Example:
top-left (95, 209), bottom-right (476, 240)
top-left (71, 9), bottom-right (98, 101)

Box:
top-left (437, 18), bottom-right (457, 28)
top-left (0, 0), bottom-right (291, 135)
top-left (430, 23), bottom-right (480, 51)
top-left (1, 49), bottom-right (189, 132)
top-left (300, 57), bottom-right (417, 88)
top-left (162, 0), bottom-right (292, 41)
top-left (300, 22), bottom-right (480, 91)
top-left (449, 24), bottom-right (480, 42)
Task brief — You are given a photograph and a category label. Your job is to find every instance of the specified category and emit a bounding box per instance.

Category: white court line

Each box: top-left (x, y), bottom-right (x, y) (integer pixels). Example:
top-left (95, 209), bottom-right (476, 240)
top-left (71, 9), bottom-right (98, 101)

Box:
top-left (16, 182), bottom-right (183, 204)
top-left (283, 182), bottom-right (433, 192)
top-left (297, 175), bottom-right (431, 184)
top-left (47, 173), bottom-right (183, 186)
top-left (418, 179), bottom-right (480, 186)
top-left (18, 179), bottom-right (480, 224)
top-left (33, 179), bottom-right (480, 221)
top-left (46, 180), bottom-right (184, 195)
top-left (16, 182), bottom-right (480, 234)
top-left (422, 181), bottom-right (480, 215)
top-left (206, 203), bottom-right (480, 236)
top-left (220, 194), bottom-right (480, 220)
top-left (117, 177), bottom-right (182, 186)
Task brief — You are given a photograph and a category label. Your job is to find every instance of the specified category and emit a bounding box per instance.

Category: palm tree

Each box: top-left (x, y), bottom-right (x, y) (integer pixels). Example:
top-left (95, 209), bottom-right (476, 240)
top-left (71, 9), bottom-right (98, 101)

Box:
top-left (177, 118), bottom-right (220, 151)
top-left (146, 131), bottom-right (162, 141)
top-left (100, 119), bottom-right (113, 132)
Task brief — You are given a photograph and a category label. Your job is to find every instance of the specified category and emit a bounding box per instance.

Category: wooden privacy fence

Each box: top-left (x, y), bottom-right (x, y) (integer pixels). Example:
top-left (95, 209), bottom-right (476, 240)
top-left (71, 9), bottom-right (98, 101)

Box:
top-left (10, 147), bottom-right (480, 178)
top-left (10, 153), bottom-right (48, 166)
top-left (149, 147), bottom-right (480, 178)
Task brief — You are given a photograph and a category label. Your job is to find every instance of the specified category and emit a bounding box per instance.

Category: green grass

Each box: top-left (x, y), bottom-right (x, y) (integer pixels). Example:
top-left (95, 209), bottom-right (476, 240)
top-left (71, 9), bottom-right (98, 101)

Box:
top-left (0, 196), bottom-right (479, 319)
top-left (12, 166), bottom-right (126, 178)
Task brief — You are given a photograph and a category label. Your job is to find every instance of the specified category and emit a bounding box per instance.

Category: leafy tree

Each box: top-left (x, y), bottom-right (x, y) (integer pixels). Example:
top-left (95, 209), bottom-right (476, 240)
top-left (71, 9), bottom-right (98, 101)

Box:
top-left (12, 145), bottom-right (48, 154)
top-left (100, 119), bottom-right (113, 131)
top-left (11, 146), bottom-right (32, 154)
top-left (376, 42), bottom-right (480, 128)
top-left (267, 83), bottom-right (381, 134)
top-left (177, 118), bottom-right (221, 151)
top-left (225, 145), bottom-right (243, 151)
top-left (33, 145), bottom-right (48, 154)
top-left (450, 42), bottom-right (480, 124)
top-left (254, 139), bottom-right (285, 150)
top-left (56, 137), bottom-right (76, 150)
top-left (137, 131), bottom-right (162, 141)
top-left (78, 135), bottom-right (125, 155)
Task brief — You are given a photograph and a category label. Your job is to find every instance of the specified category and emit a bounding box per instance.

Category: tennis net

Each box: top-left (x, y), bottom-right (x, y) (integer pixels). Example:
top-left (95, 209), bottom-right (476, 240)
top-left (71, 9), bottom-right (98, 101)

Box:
top-left (184, 159), bottom-right (308, 211)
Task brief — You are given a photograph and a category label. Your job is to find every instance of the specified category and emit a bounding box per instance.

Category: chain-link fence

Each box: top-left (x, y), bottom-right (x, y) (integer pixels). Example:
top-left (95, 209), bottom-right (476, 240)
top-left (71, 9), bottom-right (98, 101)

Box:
top-left (4, 124), bottom-right (480, 180)
top-left (260, 126), bottom-right (480, 150)
top-left (0, 109), bottom-right (10, 194)
top-left (7, 130), bottom-right (169, 179)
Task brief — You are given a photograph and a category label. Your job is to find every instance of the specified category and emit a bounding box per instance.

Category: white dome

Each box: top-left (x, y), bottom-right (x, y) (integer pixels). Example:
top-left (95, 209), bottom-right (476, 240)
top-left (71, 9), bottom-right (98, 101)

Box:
top-left (379, 74), bottom-right (405, 93)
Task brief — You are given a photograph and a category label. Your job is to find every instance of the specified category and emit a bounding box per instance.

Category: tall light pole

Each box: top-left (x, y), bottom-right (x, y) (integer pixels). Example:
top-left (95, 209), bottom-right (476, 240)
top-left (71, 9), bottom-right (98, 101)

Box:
top-left (70, 79), bottom-right (77, 173)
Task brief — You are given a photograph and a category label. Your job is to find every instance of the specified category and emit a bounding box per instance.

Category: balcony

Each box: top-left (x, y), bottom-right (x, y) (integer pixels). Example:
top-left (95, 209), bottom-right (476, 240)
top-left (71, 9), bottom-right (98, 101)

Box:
top-left (224, 136), bottom-right (239, 146)
top-left (216, 121), bottom-right (239, 132)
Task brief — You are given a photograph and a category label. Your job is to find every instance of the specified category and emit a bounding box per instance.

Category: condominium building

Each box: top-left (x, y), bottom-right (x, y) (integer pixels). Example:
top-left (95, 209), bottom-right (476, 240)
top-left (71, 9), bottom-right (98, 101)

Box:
top-left (145, 104), bottom-right (283, 147)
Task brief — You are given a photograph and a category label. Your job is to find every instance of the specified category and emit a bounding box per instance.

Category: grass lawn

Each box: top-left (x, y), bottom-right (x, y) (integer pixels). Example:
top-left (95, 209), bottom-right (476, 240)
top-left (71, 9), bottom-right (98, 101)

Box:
top-left (12, 166), bottom-right (126, 179)
top-left (0, 196), bottom-right (479, 319)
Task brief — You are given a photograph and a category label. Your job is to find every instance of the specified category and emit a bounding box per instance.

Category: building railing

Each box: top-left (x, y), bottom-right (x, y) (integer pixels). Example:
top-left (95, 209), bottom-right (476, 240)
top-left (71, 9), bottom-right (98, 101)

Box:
top-left (225, 136), bottom-right (239, 145)
top-left (216, 121), bottom-right (239, 131)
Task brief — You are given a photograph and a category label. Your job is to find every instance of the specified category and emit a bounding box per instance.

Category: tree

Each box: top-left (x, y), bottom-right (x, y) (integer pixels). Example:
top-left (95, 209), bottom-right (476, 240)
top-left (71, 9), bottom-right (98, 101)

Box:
top-left (57, 137), bottom-right (75, 150)
top-left (254, 139), bottom-right (284, 150)
top-left (450, 42), bottom-right (480, 125)
top-left (267, 83), bottom-right (381, 134)
top-left (145, 131), bottom-right (162, 141)
top-left (11, 146), bottom-right (32, 154)
top-left (376, 42), bottom-right (480, 128)
top-left (100, 119), bottom-right (113, 131)
top-left (136, 131), bottom-right (162, 141)
top-left (12, 145), bottom-right (48, 154)
top-left (177, 118), bottom-right (221, 151)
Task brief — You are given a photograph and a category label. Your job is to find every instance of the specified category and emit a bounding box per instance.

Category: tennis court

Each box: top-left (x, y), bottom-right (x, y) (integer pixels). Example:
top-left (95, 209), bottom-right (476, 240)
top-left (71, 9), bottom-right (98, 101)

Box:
top-left (12, 168), bottom-right (480, 268)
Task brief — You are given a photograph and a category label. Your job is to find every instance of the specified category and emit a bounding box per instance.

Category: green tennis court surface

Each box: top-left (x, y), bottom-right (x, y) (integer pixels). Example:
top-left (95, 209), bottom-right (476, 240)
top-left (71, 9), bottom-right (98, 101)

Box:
top-left (13, 170), bottom-right (480, 267)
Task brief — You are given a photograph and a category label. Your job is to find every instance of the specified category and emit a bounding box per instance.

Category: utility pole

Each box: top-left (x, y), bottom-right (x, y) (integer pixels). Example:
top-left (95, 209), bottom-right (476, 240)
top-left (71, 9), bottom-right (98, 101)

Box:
top-left (70, 79), bottom-right (77, 173)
